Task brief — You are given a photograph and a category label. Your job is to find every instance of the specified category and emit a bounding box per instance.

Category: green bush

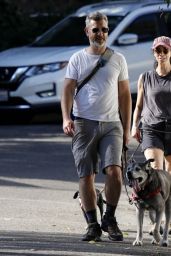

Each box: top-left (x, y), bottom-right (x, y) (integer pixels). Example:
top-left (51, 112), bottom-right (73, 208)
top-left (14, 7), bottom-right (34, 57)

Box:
top-left (0, 0), bottom-right (64, 51)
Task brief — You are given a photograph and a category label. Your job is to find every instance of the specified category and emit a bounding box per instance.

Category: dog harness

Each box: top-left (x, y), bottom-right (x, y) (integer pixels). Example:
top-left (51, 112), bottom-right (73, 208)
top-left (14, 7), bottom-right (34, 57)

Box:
top-left (132, 187), bottom-right (161, 201)
top-left (131, 186), bottom-right (162, 209)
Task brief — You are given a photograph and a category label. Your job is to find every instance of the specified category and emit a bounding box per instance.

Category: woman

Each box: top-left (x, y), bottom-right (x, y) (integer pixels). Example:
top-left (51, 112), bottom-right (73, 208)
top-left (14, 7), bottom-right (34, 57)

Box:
top-left (131, 36), bottom-right (171, 173)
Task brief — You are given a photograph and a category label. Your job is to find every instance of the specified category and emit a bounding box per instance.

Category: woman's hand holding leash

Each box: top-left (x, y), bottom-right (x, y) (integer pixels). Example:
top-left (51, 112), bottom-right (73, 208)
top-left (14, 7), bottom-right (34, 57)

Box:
top-left (131, 125), bottom-right (142, 143)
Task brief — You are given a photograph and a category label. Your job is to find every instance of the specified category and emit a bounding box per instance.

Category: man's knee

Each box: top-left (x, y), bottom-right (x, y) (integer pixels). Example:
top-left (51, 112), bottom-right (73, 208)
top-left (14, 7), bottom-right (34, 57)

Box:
top-left (105, 165), bottom-right (122, 177)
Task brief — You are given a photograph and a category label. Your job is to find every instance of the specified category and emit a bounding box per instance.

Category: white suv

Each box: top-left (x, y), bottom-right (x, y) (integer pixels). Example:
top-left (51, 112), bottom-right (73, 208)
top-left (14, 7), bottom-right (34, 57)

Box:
top-left (0, 0), bottom-right (170, 117)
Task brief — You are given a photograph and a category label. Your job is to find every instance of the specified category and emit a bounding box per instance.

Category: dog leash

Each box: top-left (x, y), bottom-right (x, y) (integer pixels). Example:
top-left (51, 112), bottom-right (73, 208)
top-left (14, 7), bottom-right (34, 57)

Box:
top-left (127, 142), bottom-right (141, 162)
top-left (122, 145), bottom-right (133, 204)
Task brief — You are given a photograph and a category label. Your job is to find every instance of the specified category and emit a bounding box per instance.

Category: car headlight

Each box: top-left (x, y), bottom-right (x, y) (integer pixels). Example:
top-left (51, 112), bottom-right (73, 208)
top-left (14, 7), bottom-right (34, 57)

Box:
top-left (25, 61), bottom-right (68, 77)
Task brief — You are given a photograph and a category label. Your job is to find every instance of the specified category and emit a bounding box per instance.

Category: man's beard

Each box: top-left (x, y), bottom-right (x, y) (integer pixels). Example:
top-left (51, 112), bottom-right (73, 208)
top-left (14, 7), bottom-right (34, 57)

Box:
top-left (90, 39), bottom-right (105, 48)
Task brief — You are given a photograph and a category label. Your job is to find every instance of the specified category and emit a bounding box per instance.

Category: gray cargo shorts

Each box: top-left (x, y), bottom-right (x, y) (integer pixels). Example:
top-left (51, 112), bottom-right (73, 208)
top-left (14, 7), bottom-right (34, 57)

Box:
top-left (71, 118), bottom-right (123, 178)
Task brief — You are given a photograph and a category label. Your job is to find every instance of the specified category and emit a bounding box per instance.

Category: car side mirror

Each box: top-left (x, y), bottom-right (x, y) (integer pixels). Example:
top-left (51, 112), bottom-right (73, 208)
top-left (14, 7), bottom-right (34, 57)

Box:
top-left (117, 33), bottom-right (138, 45)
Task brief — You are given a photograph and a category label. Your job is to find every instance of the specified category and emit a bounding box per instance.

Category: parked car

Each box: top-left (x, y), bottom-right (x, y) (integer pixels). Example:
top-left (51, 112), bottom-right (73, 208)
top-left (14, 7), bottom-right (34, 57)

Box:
top-left (0, 0), bottom-right (170, 119)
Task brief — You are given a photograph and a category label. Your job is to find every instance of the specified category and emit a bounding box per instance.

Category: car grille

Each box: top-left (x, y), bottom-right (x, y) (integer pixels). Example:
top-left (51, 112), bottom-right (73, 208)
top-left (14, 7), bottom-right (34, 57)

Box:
top-left (0, 97), bottom-right (30, 107)
top-left (0, 81), bottom-right (20, 91)
top-left (0, 67), bottom-right (20, 90)
top-left (0, 67), bottom-right (17, 81)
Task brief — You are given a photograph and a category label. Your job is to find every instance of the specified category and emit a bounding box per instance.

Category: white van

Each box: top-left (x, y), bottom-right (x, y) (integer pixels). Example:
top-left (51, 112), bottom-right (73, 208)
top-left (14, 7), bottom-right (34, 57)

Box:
top-left (0, 0), bottom-right (170, 117)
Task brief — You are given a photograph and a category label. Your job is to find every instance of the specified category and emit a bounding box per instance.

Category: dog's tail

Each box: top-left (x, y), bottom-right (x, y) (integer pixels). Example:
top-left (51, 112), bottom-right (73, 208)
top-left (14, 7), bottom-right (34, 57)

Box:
top-left (73, 190), bottom-right (89, 223)
top-left (73, 188), bottom-right (106, 223)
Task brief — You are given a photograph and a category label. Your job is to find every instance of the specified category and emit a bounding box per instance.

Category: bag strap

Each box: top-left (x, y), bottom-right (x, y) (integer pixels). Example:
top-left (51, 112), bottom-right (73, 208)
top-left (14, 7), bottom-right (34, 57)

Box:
top-left (75, 47), bottom-right (114, 97)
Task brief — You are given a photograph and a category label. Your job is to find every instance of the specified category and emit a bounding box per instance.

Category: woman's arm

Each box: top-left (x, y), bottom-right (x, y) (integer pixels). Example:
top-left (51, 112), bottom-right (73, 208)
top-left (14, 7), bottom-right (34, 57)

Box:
top-left (131, 74), bottom-right (144, 142)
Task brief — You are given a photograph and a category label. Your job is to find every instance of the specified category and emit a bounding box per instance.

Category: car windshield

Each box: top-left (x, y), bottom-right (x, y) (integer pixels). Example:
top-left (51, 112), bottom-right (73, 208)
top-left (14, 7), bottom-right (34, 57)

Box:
top-left (32, 15), bottom-right (124, 47)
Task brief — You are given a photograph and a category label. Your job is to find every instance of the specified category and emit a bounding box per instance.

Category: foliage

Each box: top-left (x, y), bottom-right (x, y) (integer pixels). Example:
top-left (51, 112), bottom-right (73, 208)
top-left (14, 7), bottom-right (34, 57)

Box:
top-left (164, 0), bottom-right (171, 7)
top-left (0, 0), bottom-right (64, 51)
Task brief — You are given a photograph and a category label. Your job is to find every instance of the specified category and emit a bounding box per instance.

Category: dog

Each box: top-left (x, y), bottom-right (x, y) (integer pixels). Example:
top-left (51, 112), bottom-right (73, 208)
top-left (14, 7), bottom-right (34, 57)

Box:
top-left (126, 158), bottom-right (171, 247)
top-left (73, 188), bottom-right (105, 224)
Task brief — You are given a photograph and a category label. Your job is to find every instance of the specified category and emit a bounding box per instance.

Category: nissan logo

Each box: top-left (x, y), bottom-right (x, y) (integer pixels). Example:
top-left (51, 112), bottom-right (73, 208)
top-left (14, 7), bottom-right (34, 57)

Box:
top-left (0, 68), bottom-right (9, 80)
top-left (4, 68), bottom-right (9, 75)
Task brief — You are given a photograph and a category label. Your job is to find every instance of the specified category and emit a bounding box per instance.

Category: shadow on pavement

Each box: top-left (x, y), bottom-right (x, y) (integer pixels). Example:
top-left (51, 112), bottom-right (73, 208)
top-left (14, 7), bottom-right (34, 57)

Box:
top-left (0, 231), bottom-right (170, 256)
top-left (0, 124), bottom-right (78, 182)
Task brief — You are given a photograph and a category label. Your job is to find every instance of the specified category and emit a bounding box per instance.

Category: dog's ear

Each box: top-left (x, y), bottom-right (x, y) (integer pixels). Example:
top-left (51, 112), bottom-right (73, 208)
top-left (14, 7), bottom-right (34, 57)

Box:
top-left (147, 158), bottom-right (154, 164)
top-left (73, 191), bottom-right (79, 199)
top-left (126, 158), bottom-right (136, 173)
top-left (144, 158), bottom-right (154, 173)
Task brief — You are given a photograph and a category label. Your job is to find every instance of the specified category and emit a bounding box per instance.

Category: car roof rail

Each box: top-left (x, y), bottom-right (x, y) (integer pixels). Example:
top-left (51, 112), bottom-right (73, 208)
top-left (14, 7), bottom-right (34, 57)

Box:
top-left (76, 0), bottom-right (165, 13)
top-left (140, 0), bottom-right (166, 6)
top-left (75, 0), bottom-right (167, 18)
top-left (76, 1), bottom-right (142, 14)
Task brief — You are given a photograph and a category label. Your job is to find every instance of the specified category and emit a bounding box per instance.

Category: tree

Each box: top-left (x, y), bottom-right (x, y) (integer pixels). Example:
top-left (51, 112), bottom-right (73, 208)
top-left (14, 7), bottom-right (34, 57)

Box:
top-left (165, 0), bottom-right (171, 6)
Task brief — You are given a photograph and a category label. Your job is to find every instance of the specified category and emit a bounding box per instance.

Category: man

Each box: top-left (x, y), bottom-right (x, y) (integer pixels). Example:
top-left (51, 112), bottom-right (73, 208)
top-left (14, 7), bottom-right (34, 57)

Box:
top-left (61, 11), bottom-right (132, 242)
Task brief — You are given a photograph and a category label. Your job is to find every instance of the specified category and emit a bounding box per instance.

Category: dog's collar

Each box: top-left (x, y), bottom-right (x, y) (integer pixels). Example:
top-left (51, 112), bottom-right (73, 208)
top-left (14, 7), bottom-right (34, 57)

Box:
top-left (132, 186), bottom-right (161, 201)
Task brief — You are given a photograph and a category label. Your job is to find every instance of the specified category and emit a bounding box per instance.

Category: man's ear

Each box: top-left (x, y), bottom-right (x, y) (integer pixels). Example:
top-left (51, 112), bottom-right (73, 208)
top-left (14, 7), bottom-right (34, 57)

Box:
top-left (84, 27), bottom-right (89, 37)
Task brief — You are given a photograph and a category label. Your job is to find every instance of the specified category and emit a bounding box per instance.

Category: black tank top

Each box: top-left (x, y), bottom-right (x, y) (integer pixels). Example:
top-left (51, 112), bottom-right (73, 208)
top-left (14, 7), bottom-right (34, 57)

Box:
top-left (141, 70), bottom-right (171, 125)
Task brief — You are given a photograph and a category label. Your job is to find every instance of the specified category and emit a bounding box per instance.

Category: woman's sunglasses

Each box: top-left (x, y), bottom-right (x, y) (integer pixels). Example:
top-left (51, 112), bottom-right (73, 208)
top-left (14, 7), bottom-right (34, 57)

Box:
top-left (155, 47), bottom-right (169, 55)
top-left (92, 27), bottom-right (109, 34)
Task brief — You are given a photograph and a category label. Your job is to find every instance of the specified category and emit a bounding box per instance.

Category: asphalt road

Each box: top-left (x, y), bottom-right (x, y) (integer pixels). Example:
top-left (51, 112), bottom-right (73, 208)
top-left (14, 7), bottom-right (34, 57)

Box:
top-left (0, 123), bottom-right (171, 256)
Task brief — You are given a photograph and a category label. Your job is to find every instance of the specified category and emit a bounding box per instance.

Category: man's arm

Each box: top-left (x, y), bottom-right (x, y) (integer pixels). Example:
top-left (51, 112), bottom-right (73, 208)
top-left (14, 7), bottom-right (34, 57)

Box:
top-left (118, 79), bottom-right (132, 146)
top-left (61, 78), bottom-right (77, 137)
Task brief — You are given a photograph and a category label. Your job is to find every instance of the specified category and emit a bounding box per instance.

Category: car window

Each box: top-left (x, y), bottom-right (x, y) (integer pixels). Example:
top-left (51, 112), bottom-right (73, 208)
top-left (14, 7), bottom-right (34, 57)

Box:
top-left (121, 14), bottom-right (159, 42)
top-left (32, 17), bottom-right (87, 46)
top-left (165, 13), bottom-right (171, 37)
top-left (107, 15), bottom-right (124, 33)
top-left (32, 15), bottom-right (124, 47)
top-left (158, 11), bottom-right (171, 37)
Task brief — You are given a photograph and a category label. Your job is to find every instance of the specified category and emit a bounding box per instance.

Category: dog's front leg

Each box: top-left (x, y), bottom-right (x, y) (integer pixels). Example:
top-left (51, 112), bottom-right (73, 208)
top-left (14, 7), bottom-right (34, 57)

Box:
top-left (152, 210), bottom-right (163, 245)
top-left (133, 205), bottom-right (144, 246)
top-left (161, 198), bottom-right (171, 247)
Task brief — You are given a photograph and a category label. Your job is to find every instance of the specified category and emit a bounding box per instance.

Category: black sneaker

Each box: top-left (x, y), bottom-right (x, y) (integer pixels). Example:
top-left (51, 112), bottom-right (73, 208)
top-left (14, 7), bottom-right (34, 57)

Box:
top-left (101, 216), bottom-right (123, 241)
top-left (82, 222), bottom-right (102, 242)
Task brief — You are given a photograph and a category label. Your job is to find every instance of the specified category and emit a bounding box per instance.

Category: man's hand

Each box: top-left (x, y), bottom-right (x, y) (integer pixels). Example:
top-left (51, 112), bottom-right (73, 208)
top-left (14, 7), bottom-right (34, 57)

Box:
top-left (63, 119), bottom-right (75, 137)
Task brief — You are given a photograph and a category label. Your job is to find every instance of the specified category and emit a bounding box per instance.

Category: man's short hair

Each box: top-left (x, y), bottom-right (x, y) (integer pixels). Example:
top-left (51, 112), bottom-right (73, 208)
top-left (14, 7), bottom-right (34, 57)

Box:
top-left (85, 11), bottom-right (108, 27)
